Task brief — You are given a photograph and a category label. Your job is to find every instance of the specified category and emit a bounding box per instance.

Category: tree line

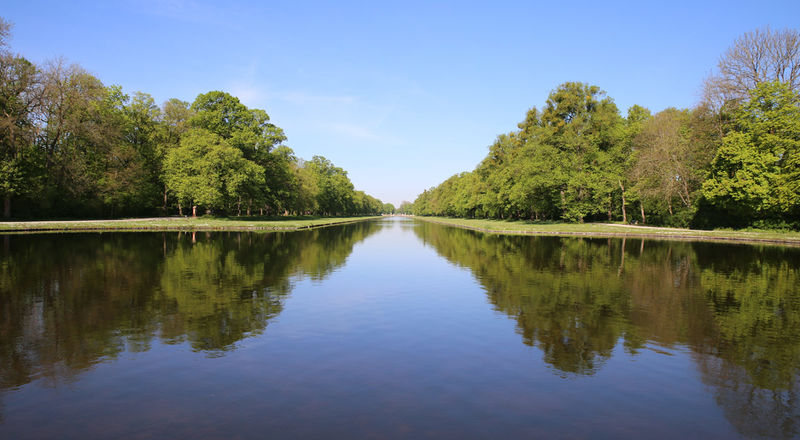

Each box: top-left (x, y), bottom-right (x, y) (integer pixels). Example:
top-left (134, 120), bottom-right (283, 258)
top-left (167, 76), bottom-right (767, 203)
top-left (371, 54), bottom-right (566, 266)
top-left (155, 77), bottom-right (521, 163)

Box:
top-left (410, 27), bottom-right (800, 229)
top-left (0, 18), bottom-right (392, 219)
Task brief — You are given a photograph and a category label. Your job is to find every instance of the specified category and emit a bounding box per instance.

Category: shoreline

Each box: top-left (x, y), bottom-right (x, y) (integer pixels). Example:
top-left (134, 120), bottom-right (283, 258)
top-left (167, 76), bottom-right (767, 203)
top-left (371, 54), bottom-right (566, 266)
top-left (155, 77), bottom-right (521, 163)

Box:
top-left (0, 216), bottom-right (382, 234)
top-left (409, 216), bottom-right (800, 247)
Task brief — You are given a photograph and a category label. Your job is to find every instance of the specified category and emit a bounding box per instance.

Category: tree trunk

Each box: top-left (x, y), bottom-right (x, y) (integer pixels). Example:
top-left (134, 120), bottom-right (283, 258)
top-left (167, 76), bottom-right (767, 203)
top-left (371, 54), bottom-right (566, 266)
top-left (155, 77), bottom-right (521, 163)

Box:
top-left (237, 196), bottom-right (241, 217)
top-left (618, 180), bottom-right (627, 223)
top-left (668, 199), bottom-right (673, 216)
top-left (178, 201), bottom-right (183, 216)
top-left (247, 199), bottom-right (252, 216)
top-left (3, 195), bottom-right (10, 219)
top-left (192, 205), bottom-right (197, 217)
top-left (683, 181), bottom-right (692, 207)
top-left (163, 185), bottom-right (168, 214)
top-left (640, 200), bottom-right (646, 224)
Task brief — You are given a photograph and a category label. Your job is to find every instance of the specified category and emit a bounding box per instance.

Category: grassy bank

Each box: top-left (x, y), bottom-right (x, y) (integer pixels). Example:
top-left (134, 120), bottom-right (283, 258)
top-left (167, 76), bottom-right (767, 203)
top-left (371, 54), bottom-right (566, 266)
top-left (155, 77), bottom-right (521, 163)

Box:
top-left (0, 216), bottom-right (382, 233)
top-left (410, 216), bottom-right (800, 246)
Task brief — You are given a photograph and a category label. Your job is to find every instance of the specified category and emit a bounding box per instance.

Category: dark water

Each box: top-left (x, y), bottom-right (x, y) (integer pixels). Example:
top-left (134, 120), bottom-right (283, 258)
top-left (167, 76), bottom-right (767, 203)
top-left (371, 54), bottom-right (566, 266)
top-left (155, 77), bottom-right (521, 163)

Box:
top-left (1, 217), bottom-right (800, 439)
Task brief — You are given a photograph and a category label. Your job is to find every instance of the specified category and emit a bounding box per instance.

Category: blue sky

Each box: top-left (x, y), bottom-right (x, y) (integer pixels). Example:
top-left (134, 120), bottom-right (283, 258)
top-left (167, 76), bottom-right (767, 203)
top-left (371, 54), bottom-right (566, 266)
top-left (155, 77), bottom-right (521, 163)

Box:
top-left (4, 0), bottom-right (800, 206)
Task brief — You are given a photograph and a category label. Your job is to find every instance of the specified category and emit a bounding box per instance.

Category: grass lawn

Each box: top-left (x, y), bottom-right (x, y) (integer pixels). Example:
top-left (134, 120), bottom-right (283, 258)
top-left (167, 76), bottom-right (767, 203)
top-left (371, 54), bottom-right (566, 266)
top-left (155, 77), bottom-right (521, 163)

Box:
top-left (410, 216), bottom-right (800, 246)
top-left (0, 215), bottom-right (382, 232)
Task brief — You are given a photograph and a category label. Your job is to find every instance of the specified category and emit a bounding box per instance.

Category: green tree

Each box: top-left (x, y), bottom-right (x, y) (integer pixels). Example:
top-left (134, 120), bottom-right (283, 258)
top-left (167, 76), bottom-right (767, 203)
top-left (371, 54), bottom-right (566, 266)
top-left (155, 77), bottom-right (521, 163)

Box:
top-left (163, 128), bottom-right (264, 215)
top-left (702, 81), bottom-right (800, 223)
top-left (158, 98), bottom-right (194, 213)
top-left (512, 82), bottom-right (625, 222)
top-left (621, 105), bottom-right (652, 223)
top-left (189, 91), bottom-right (287, 214)
top-left (96, 87), bottom-right (158, 216)
top-left (0, 48), bottom-right (40, 218)
top-left (305, 156), bottom-right (358, 215)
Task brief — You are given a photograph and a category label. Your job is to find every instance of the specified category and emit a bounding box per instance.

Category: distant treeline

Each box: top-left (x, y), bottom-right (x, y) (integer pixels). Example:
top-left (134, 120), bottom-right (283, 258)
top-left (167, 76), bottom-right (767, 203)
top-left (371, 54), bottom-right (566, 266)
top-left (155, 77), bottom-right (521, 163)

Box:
top-left (407, 28), bottom-right (800, 229)
top-left (0, 18), bottom-right (393, 219)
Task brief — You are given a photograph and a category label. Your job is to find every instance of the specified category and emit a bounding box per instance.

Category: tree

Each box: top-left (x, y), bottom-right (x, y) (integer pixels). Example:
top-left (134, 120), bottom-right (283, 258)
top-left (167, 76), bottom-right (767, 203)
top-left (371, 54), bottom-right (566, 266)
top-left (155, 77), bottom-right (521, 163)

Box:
top-left (94, 91), bottom-right (163, 216)
top-left (702, 81), bottom-right (800, 222)
top-left (163, 128), bottom-right (264, 215)
top-left (189, 91), bottom-right (287, 213)
top-left (189, 91), bottom-right (252, 139)
top-left (397, 201), bottom-right (413, 214)
top-left (157, 98), bottom-right (193, 212)
top-left (95, 87), bottom-right (157, 216)
top-left (704, 27), bottom-right (800, 109)
top-left (262, 145), bottom-right (299, 215)
top-left (0, 18), bottom-right (385, 220)
top-left (411, 83), bottom-right (626, 223)
top-left (622, 105), bottom-right (652, 223)
top-left (0, 43), bottom-right (40, 217)
top-left (536, 82), bottom-right (625, 222)
top-left (34, 61), bottom-right (133, 216)
top-left (305, 156), bottom-right (356, 215)
top-left (0, 17), bottom-right (10, 46)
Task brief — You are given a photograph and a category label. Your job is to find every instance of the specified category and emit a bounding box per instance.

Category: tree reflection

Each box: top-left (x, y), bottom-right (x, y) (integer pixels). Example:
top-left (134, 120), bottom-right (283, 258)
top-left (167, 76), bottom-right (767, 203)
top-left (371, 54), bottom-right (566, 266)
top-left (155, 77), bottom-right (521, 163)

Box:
top-left (413, 221), bottom-right (800, 436)
top-left (415, 224), bottom-right (633, 375)
top-left (0, 221), bottom-right (381, 389)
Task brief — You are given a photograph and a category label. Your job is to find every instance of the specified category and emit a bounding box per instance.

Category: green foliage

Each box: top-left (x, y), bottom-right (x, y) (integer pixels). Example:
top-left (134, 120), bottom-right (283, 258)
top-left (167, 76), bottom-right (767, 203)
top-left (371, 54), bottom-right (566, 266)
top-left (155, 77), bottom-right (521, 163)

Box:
top-left (164, 128), bottom-right (264, 211)
top-left (412, 77), bottom-right (798, 230)
top-left (702, 81), bottom-right (800, 222)
top-left (413, 82), bottom-right (628, 223)
top-left (0, 53), bottom-right (40, 216)
top-left (0, 23), bottom-right (385, 219)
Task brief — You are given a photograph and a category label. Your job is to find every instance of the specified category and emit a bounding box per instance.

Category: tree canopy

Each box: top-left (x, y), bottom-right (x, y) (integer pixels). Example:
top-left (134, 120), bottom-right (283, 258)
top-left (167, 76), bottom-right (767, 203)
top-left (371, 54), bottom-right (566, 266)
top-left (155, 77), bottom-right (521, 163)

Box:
top-left (0, 20), bottom-right (388, 219)
top-left (410, 27), bottom-right (800, 230)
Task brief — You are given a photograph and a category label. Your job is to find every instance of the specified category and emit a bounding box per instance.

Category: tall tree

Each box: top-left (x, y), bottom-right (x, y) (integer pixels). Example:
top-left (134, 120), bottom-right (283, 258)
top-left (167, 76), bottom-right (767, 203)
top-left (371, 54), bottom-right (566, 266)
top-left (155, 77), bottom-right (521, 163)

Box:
top-left (702, 81), bottom-right (800, 222)
top-left (35, 61), bottom-right (126, 216)
top-left (0, 25), bottom-right (40, 218)
top-left (189, 91), bottom-right (287, 213)
top-left (163, 128), bottom-right (263, 215)
top-left (538, 82), bottom-right (625, 222)
top-left (157, 98), bottom-right (193, 213)
top-left (704, 27), bottom-right (800, 109)
top-left (622, 105), bottom-right (652, 223)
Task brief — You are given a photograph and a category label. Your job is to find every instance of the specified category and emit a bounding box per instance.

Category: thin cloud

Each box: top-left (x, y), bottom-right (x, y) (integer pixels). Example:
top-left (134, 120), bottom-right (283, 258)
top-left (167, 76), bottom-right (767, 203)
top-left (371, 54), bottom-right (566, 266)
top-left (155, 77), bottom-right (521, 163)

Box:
top-left (324, 123), bottom-right (403, 146)
top-left (226, 78), bottom-right (357, 109)
top-left (280, 91), bottom-right (357, 106)
top-left (228, 81), bottom-right (268, 106)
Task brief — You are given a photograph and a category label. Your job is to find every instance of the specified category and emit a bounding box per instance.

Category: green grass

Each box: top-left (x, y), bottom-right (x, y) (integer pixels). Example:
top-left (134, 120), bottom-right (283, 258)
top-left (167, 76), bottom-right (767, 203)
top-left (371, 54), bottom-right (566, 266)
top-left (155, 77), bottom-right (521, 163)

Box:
top-left (411, 216), bottom-right (800, 245)
top-left (0, 215), bottom-right (382, 232)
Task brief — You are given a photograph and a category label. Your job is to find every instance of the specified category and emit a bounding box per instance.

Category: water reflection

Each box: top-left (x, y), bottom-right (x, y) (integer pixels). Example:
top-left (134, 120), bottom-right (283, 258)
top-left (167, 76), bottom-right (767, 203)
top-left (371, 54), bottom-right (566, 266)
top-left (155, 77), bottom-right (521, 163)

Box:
top-left (3, 218), bottom-right (800, 438)
top-left (0, 221), bottom-right (382, 390)
top-left (413, 221), bottom-right (800, 437)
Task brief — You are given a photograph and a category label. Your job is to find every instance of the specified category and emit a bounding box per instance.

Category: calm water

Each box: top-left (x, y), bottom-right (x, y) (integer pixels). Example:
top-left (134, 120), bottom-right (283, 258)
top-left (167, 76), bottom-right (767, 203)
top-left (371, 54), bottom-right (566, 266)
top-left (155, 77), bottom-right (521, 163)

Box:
top-left (1, 217), bottom-right (800, 439)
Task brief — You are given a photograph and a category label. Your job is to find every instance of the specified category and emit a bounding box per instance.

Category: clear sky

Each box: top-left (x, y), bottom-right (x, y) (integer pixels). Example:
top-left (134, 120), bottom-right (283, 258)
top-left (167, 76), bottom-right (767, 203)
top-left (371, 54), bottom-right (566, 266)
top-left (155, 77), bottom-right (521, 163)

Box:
top-left (4, 0), bottom-right (799, 206)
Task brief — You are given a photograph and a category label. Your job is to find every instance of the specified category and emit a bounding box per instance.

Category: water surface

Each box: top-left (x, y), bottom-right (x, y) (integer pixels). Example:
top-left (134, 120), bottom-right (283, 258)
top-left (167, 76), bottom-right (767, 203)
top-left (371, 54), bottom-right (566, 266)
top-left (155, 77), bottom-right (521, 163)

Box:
top-left (1, 217), bottom-right (799, 439)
